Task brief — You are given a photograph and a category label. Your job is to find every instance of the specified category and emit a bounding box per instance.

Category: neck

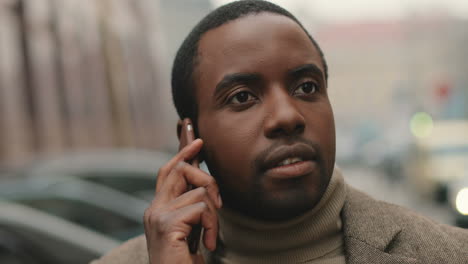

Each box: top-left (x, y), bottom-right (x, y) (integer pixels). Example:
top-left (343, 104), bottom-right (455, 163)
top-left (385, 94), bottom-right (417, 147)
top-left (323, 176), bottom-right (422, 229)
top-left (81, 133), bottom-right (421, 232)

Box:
top-left (204, 167), bottom-right (347, 264)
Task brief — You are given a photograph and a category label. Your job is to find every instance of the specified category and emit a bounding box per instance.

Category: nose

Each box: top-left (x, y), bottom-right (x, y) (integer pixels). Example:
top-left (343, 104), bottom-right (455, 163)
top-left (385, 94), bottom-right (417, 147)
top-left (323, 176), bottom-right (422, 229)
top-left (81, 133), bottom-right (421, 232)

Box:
top-left (263, 90), bottom-right (305, 138)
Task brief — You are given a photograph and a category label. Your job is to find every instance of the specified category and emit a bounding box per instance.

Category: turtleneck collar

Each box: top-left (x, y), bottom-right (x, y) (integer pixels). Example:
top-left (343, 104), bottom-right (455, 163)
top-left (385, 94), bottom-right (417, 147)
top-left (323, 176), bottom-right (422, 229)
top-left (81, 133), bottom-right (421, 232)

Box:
top-left (203, 167), bottom-right (347, 264)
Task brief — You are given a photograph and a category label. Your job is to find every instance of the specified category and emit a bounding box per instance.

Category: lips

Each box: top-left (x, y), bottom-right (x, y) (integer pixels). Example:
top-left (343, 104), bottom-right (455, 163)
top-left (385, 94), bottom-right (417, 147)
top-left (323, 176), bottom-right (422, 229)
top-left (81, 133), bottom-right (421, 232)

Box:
top-left (260, 143), bottom-right (317, 173)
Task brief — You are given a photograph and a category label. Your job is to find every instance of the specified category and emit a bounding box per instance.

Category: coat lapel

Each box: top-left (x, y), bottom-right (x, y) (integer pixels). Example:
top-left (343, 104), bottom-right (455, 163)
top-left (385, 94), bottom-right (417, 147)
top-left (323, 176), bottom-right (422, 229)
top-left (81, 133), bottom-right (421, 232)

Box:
top-left (342, 185), bottom-right (419, 264)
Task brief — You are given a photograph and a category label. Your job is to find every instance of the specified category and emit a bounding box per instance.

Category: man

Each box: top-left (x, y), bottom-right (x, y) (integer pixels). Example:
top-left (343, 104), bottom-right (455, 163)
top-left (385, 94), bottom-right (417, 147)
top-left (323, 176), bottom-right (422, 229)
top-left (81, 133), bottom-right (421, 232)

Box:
top-left (91, 1), bottom-right (468, 263)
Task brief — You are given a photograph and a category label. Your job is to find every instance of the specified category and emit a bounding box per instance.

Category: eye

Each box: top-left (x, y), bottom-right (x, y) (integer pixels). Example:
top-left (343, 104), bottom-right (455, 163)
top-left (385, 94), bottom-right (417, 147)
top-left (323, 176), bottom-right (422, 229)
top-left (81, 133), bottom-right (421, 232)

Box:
top-left (294, 81), bottom-right (318, 95)
top-left (228, 91), bottom-right (256, 104)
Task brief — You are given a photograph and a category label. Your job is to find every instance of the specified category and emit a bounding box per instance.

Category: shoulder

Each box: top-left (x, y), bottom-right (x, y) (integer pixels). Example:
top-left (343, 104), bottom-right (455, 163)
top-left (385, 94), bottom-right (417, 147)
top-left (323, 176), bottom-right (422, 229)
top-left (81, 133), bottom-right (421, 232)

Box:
top-left (344, 185), bottom-right (468, 260)
top-left (89, 235), bottom-right (148, 264)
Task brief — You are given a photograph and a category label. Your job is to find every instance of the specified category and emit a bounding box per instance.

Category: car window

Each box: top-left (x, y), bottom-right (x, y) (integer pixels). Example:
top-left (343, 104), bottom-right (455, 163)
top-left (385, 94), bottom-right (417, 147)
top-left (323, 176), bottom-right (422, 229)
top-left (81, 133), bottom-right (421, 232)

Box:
top-left (0, 248), bottom-right (35, 264)
top-left (0, 229), bottom-right (55, 264)
top-left (15, 198), bottom-right (143, 241)
top-left (82, 173), bottom-right (156, 199)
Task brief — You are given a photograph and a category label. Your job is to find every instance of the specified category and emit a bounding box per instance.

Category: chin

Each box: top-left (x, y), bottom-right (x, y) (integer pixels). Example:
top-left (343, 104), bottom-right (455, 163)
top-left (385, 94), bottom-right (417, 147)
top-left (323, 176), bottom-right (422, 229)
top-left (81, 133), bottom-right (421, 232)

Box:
top-left (220, 168), bottom-right (330, 222)
top-left (253, 171), bottom-right (327, 221)
top-left (223, 183), bottom-right (323, 222)
top-left (257, 188), bottom-right (322, 221)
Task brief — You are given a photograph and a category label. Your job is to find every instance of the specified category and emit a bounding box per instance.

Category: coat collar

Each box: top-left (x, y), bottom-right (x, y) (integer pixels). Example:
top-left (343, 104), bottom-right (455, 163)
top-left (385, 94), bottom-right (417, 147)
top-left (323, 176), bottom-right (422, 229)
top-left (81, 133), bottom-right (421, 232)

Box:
top-left (342, 185), bottom-right (419, 264)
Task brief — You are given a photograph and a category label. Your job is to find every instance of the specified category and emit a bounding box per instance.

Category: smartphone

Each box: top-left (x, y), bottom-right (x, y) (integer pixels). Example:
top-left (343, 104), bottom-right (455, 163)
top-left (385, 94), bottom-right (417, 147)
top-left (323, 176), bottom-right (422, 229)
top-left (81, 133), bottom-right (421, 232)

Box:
top-left (178, 118), bottom-right (202, 254)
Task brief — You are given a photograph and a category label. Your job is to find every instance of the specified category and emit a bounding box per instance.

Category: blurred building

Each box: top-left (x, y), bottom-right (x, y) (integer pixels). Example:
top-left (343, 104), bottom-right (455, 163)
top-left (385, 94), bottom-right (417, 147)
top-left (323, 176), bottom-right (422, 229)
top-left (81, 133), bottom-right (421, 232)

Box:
top-left (1, 0), bottom-right (467, 171)
top-left (0, 0), bottom-right (174, 168)
top-left (316, 14), bottom-right (468, 162)
top-left (0, 0), bottom-right (217, 169)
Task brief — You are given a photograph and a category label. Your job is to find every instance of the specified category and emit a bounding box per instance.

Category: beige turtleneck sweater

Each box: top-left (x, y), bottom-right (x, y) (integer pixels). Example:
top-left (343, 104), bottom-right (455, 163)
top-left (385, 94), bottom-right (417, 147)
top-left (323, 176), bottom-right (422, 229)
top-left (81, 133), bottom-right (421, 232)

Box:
top-left (202, 168), bottom-right (347, 264)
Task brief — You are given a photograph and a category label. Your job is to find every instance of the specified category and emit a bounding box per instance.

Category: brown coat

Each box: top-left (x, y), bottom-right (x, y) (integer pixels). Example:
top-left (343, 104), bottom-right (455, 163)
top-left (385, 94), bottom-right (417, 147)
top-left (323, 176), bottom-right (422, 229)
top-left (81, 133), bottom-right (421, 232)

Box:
top-left (90, 186), bottom-right (468, 264)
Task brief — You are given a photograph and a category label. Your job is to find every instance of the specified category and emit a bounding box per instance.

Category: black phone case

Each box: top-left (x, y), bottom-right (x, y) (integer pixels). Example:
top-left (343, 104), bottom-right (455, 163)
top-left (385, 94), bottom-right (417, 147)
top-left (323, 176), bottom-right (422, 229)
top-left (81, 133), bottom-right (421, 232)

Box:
top-left (178, 118), bottom-right (202, 254)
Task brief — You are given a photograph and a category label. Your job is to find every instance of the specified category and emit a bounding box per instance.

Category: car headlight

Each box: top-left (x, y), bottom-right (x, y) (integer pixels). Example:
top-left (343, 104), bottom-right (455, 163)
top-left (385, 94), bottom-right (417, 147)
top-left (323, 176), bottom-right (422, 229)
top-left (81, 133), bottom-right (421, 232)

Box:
top-left (455, 188), bottom-right (468, 215)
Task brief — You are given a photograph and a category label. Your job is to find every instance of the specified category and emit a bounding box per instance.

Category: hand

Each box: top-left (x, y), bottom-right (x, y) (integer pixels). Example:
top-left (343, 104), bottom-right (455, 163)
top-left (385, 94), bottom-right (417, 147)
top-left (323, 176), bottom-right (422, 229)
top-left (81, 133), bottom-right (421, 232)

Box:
top-left (144, 139), bottom-right (222, 264)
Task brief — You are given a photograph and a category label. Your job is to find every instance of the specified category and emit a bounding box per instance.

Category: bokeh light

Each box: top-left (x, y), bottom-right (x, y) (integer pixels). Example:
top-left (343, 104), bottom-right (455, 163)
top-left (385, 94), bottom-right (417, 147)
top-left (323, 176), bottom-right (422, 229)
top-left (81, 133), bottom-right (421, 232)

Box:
top-left (456, 188), bottom-right (468, 215)
top-left (410, 112), bottom-right (434, 138)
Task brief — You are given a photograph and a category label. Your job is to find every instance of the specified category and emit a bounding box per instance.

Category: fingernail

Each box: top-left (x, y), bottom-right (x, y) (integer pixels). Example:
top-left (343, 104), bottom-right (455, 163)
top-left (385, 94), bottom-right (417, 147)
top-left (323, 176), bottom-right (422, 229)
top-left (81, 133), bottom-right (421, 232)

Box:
top-left (217, 194), bottom-right (223, 208)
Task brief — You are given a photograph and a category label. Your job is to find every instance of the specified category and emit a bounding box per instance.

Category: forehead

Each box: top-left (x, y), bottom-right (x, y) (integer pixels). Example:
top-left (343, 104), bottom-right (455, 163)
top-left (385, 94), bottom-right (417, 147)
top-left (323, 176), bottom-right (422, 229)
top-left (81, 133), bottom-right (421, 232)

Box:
top-left (195, 13), bottom-right (324, 94)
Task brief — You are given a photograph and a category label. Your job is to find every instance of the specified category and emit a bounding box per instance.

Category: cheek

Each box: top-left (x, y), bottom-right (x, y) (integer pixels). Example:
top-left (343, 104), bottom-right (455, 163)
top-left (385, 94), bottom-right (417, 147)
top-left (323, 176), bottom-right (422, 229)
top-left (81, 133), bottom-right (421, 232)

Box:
top-left (198, 112), bottom-right (261, 185)
top-left (306, 102), bottom-right (336, 163)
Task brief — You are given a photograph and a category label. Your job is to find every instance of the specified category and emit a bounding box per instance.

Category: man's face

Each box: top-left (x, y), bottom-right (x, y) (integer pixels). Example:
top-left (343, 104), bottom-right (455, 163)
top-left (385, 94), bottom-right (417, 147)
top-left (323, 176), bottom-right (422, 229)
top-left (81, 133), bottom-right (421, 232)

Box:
top-left (194, 13), bottom-right (336, 221)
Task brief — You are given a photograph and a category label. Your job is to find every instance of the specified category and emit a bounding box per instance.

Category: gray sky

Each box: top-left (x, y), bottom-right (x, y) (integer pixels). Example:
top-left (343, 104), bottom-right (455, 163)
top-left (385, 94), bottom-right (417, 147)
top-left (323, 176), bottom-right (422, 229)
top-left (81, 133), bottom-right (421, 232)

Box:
top-left (212, 0), bottom-right (468, 22)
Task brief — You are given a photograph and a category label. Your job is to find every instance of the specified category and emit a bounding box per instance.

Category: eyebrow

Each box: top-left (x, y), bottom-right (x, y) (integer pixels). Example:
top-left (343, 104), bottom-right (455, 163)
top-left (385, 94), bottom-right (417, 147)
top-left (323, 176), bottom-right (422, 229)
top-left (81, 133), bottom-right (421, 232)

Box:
top-left (288, 64), bottom-right (324, 80)
top-left (213, 64), bottom-right (324, 97)
top-left (214, 73), bottom-right (261, 95)
top-left (214, 72), bottom-right (261, 96)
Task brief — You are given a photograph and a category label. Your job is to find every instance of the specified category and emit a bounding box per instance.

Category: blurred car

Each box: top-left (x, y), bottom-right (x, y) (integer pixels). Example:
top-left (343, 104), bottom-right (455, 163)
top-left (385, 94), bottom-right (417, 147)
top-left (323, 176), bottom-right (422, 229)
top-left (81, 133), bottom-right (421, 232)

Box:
top-left (0, 150), bottom-right (179, 263)
top-left (0, 199), bottom-right (120, 264)
top-left (19, 150), bottom-right (172, 201)
top-left (0, 176), bottom-right (149, 242)
top-left (406, 120), bottom-right (468, 204)
top-left (359, 137), bottom-right (410, 182)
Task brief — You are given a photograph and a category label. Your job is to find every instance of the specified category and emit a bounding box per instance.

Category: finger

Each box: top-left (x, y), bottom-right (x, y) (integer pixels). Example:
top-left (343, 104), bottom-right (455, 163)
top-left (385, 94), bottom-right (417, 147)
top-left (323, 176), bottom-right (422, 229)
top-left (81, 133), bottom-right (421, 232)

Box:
top-left (185, 202), bottom-right (218, 252)
top-left (171, 190), bottom-right (219, 252)
top-left (146, 187), bottom-right (219, 251)
top-left (165, 202), bottom-right (218, 251)
top-left (157, 162), bottom-right (221, 208)
top-left (156, 139), bottom-right (203, 192)
top-left (166, 187), bottom-right (219, 217)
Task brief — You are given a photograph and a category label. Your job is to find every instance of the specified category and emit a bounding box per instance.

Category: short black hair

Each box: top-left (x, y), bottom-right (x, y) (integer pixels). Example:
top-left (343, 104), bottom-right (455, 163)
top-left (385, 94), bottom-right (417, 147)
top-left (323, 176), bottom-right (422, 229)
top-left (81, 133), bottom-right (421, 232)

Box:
top-left (171, 0), bottom-right (328, 123)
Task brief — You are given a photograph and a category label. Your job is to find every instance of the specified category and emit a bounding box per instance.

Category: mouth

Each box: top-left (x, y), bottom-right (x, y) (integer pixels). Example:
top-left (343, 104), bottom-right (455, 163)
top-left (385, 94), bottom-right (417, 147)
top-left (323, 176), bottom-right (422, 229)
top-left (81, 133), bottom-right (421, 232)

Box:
top-left (261, 143), bottom-right (317, 179)
top-left (276, 157), bottom-right (304, 167)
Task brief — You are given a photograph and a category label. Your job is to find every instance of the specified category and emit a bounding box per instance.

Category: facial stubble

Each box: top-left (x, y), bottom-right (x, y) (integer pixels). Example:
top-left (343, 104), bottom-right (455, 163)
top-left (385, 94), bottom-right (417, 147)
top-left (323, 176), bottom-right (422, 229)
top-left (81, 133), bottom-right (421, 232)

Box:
top-left (203, 137), bottom-right (331, 221)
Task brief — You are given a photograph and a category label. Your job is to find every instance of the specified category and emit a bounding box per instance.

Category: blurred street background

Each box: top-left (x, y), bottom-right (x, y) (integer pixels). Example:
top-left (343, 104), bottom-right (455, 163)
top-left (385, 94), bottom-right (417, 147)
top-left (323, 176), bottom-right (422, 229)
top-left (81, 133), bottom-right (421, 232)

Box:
top-left (0, 0), bottom-right (467, 263)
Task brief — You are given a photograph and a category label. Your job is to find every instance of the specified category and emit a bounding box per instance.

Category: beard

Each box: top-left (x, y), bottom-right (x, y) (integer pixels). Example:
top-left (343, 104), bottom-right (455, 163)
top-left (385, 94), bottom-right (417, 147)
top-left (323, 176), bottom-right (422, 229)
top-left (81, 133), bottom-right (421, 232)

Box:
top-left (203, 137), bottom-right (332, 222)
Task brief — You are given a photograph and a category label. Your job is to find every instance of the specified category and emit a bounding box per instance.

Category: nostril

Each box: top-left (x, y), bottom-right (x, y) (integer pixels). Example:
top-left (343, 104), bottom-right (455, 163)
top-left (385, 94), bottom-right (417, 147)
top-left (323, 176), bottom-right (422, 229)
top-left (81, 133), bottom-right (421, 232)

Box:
top-left (271, 127), bottom-right (283, 136)
top-left (270, 123), bottom-right (304, 137)
top-left (295, 123), bottom-right (305, 134)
